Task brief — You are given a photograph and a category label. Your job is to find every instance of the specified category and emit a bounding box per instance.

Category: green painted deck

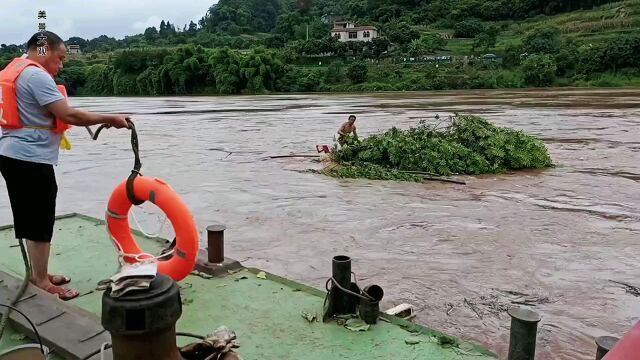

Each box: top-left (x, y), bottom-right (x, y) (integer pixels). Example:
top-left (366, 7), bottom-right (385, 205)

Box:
top-left (0, 214), bottom-right (497, 359)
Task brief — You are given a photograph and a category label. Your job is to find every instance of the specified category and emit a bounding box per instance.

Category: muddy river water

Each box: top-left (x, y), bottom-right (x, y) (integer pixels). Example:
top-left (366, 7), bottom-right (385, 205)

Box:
top-left (1, 89), bottom-right (639, 359)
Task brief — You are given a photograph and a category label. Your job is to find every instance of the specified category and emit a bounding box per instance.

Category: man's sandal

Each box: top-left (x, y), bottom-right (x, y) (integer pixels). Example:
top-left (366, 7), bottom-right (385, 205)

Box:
top-left (49, 274), bottom-right (71, 286)
top-left (44, 285), bottom-right (79, 301)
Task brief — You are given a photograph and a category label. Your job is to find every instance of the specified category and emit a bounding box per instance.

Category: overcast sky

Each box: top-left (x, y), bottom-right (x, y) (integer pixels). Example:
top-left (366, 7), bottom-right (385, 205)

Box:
top-left (0, 0), bottom-right (215, 45)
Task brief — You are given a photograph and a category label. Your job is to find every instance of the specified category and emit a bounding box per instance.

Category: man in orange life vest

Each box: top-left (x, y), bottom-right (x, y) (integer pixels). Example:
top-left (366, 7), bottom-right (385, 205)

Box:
top-left (0, 31), bottom-right (130, 300)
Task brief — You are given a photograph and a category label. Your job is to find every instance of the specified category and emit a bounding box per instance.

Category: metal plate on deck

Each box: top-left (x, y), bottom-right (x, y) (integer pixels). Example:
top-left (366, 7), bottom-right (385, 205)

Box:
top-left (0, 271), bottom-right (111, 360)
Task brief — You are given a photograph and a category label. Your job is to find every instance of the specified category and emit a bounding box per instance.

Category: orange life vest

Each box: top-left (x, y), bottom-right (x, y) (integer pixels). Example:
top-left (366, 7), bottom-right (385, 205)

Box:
top-left (0, 57), bottom-right (70, 134)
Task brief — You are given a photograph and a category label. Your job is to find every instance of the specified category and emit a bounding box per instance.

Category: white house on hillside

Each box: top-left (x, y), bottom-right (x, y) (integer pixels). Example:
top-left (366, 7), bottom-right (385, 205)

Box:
top-left (67, 44), bottom-right (82, 55)
top-left (330, 21), bottom-right (378, 42)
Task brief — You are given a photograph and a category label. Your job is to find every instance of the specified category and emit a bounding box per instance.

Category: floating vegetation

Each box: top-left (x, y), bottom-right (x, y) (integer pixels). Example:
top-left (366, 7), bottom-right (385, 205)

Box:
top-left (320, 114), bottom-right (553, 182)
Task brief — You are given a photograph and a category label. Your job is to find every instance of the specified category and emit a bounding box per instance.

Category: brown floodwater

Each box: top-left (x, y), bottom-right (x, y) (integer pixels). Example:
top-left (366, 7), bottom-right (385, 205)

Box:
top-left (1, 88), bottom-right (639, 359)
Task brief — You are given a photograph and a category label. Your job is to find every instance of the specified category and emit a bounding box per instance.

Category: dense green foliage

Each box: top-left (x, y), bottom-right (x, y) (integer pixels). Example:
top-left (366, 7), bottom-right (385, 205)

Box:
top-left (308, 0), bottom-right (622, 26)
top-left (230, 0), bottom-right (624, 35)
top-left (522, 54), bottom-right (557, 86)
top-left (408, 34), bottom-right (448, 56)
top-left (200, 0), bottom-right (282, 34)
top-left (50, 45), bottom-right (286, 96)
top-left (385, 22), bottom-right (421, 48)
top-left (453, 20), bottom-right (486, 39)
top-left (0, 44), bottom-right (21, 69)
top-left (3, 0), bottom-right (640, 93)
top-left (324, 114), bottom-right (553, 181)
top-left (347, 61), bottom-right (369, 84)
top-left (319, 163), bottom-right (425, 182)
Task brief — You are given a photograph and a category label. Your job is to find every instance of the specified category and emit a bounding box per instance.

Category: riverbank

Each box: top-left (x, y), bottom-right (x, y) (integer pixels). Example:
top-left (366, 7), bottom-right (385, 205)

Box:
top-left (276, 64), bottom-right (640, 94)
top-left (66, 84), bottom-right (640, 100)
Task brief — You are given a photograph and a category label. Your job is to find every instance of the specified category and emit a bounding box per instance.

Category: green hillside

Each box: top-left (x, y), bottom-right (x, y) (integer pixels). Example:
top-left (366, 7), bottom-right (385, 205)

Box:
top-left (2, 0), bottom-right (639, 95)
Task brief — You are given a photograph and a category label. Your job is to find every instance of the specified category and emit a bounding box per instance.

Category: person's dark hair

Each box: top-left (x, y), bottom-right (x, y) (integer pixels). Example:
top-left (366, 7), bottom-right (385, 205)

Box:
top-left (26, 31), bottom-right (65, 51)
top-left (348, 115), bottom-right (356, 120)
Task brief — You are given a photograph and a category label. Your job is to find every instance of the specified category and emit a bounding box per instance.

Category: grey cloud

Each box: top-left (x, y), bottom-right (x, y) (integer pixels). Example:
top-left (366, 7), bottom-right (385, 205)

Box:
top-left (0, 0), bottom-right (213, 45)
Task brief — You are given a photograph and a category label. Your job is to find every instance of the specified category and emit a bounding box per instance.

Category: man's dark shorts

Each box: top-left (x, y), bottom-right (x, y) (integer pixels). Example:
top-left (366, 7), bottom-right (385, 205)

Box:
top-left (0, 155), bottom-right (57, 242)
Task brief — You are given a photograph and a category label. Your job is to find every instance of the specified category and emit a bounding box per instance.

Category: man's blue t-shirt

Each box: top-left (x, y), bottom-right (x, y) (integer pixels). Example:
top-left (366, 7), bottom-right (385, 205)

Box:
top-left (0, 65), bottom-right (65, 165)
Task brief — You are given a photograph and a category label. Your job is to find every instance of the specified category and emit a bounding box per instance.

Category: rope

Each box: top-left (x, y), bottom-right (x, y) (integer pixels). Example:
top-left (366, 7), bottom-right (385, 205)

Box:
top-left (0, 239), bottom-right (32, 341)
top-left (105, 227), bottom-right (175, 266)
top-left (104, 212), bottom-right (174, 265)
top-left (79, 343), bottom-right (112, 360)
top-left (103, 213), bottom-right (176, 266)
top-left (324, 272), bottom-right (376, 302)
top-left (125, 120), bottom-right (144, 206)
top-left (130, 204), bottom-right (169, 239)
top-left (93, 120), bottom-right (143, 206)
top-left (0, 304), bottom-right (45, 355)
top-left (120, 249), bottom-right (175, 263)
top-left (325, 278), bottom-right (374, 302)
top-left (100, 342), bottom-right (110, 360)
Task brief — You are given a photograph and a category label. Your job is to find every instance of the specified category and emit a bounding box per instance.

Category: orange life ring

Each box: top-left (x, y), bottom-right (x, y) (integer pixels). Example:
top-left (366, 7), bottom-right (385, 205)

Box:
top-left (106, 176), bottom-right (199, 281)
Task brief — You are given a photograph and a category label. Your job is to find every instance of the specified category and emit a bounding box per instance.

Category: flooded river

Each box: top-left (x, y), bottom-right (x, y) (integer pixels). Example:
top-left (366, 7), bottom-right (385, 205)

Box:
top-left (1, 89), bottom-right (639, 359)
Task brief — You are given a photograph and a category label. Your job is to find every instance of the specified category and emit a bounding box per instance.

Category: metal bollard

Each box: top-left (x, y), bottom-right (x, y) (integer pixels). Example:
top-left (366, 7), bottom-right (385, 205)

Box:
top-left (507, 307), bottom-right (542, 360)
top-left (331, 255), bottom-right (353, 315)
top-left (207, 224), bottom-right (226, 264)
top-left (595, 336), bottom-right (619, 360)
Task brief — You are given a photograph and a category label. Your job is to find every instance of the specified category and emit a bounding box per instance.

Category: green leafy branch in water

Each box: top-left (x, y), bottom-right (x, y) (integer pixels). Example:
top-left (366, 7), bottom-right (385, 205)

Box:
top-left (318, 163), bottom-right (424, 182)
top-left (324, 114), bottom-right (553, 181)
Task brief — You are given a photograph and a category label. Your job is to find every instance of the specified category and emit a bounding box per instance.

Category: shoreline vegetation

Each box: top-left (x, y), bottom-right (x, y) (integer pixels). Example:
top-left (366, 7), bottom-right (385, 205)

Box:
top-left (2, 1), bottom-right (639, 96)
top-left (63, 84), bottom-right (640, 98)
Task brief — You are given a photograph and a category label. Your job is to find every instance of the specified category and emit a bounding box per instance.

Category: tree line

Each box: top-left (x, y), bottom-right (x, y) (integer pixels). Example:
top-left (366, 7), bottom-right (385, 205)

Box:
top-left (3, 0), bottom-right (639, 93)
top-left (23, 0), bottom-right (618, 55)
top-left (201, 0), bottom-right (623, 35)
top-left (49, 27), bottom-right (639, 96)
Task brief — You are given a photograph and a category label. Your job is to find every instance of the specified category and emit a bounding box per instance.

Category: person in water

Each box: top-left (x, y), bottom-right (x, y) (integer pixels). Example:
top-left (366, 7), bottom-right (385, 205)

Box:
top-left (0, 31), bottom-right (130, 300)
top-left (336, 115), bottom-right (358, 147)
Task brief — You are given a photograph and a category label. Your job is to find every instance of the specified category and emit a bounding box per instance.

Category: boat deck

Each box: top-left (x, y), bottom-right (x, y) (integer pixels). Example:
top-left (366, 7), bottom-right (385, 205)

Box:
top-left (0, 214), bottom-right (496, 359)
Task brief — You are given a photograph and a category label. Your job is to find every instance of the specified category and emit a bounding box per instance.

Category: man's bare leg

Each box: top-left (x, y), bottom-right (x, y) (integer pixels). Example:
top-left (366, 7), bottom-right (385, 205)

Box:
top-left (25, 239), bottom-right (53, 289)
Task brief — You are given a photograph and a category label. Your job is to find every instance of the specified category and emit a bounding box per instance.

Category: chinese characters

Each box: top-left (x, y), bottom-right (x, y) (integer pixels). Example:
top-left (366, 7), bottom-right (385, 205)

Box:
top-left (37, 10), bottom-right (47, 56)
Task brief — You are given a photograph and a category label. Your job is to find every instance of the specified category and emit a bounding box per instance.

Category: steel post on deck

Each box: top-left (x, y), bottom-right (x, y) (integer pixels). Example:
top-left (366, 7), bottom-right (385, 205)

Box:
top-left (595, 336), bottom-right (619, 360)
top-left (331, 255), bottom-right (353, 315)
top-left (207, 224), bottom-right (226, 264)
top-left (507, 307), bottom-right (542, 360)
